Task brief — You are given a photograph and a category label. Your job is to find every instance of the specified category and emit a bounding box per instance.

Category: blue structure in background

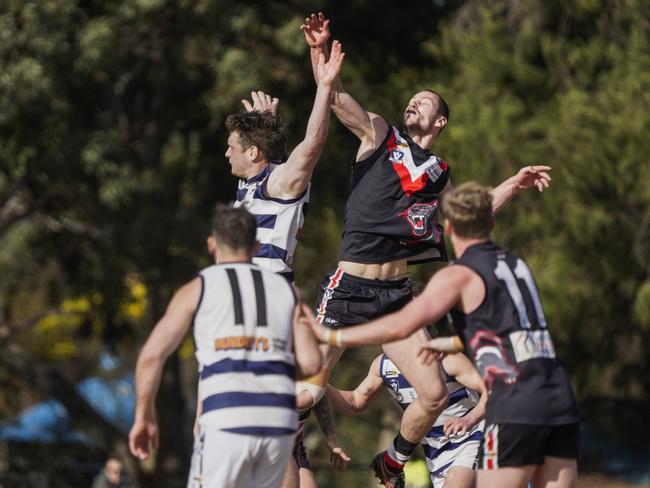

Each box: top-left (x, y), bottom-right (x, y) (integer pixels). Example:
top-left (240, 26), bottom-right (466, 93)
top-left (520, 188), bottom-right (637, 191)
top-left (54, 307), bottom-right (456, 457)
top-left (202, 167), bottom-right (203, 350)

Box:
top-left (0, 353), bottom-right (135, 443)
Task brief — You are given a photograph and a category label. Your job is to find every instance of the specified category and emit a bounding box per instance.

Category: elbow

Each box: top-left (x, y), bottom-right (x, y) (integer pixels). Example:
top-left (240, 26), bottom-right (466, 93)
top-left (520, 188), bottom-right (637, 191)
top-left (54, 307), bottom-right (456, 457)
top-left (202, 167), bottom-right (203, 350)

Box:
top-left (137, 347), bottom-right (164, 371)
top-left (296, 356), bottom-right (322, 379)
top-left (389, 324), bottom-right (413, 343)
top-left (351, 402), bottom-right (368, 416)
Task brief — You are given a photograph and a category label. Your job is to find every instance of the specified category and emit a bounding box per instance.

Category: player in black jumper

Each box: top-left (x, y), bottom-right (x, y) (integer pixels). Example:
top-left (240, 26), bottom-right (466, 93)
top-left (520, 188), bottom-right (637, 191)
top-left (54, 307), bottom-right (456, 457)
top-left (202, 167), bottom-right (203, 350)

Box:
top-left (309, 182), bottom-right (580, 488)
top-left (301, 12), bottom-right (553, 488)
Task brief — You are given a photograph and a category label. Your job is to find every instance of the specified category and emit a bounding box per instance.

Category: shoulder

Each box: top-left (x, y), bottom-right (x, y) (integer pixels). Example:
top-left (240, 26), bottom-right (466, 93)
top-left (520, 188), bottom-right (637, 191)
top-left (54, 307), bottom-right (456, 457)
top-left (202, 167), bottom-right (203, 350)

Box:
top-left (174, 275), bottom-right (203, 310)
top-left (432, 264), bottom-right (477, 286)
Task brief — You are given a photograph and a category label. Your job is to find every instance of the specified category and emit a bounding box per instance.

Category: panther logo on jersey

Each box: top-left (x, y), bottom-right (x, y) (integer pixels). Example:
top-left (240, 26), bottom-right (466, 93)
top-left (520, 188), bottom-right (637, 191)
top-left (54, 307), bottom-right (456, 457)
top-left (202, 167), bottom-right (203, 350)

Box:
top-left (398, 201), bottom-right (442, 240)
top-left (469, 330), bottom-right (519, 392)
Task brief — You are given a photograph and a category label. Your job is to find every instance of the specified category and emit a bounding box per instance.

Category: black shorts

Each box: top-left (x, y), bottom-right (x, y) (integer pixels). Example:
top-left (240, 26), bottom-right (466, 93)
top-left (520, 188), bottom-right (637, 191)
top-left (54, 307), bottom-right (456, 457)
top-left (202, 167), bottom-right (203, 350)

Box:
top-left (292, 437), bottom-right (310, 469)
top-left (479, 422), bottom-right (580, 469)
top-left (314, 267), bottom-right (412, 329)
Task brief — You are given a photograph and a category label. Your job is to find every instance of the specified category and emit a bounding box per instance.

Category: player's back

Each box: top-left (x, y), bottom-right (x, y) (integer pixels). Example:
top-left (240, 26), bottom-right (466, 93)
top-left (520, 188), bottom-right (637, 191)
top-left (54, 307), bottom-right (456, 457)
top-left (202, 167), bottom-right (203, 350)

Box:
top-left (451, 241), bottom-right (580, 426)
top-left (193, 262), bottom-right (298, 435)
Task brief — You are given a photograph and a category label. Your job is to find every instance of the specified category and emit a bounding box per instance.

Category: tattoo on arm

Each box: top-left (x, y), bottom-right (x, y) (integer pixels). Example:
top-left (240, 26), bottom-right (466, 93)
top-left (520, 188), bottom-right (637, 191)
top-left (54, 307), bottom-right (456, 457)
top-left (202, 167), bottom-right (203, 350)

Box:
top-left (313, 395), bottom-right (336, 440)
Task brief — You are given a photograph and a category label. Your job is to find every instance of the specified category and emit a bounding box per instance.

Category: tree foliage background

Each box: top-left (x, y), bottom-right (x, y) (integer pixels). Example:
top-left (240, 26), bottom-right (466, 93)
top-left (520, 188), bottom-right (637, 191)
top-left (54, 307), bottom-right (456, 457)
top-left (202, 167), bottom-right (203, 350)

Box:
top-left (0, 0), bottom-right (648, 486)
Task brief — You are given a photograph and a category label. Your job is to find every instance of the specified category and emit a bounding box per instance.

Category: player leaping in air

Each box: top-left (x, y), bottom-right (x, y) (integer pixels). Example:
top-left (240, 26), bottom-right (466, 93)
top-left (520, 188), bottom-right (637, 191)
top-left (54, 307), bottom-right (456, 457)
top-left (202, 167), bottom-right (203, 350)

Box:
top-left (222, 43), bottom-right (350, 487)
top-left (300, 12), bottom-right (552, 488)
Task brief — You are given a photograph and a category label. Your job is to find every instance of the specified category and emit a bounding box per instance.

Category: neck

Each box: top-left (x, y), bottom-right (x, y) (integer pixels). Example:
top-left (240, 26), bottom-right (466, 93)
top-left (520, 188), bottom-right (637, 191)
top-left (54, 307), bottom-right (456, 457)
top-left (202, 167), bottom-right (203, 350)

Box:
top-left (452, 236), bottom-right (490, 258)
top-left (215, 248), bottom-right (253, 264)
top-left (405, 130), bottom-right (437, 150)
top-left (242, 161), bottom-right (268, 181)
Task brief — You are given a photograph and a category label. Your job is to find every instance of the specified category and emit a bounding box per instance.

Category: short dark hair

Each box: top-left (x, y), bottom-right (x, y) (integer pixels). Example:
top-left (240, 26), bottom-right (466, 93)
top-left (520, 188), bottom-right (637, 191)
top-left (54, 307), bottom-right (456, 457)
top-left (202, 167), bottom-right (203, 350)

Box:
top-left (225, 111), bottom-right (287, 162)
top-left (211, 204), bottom-right (257, 252)
top-left (424, 89), bottom-right (450, 121)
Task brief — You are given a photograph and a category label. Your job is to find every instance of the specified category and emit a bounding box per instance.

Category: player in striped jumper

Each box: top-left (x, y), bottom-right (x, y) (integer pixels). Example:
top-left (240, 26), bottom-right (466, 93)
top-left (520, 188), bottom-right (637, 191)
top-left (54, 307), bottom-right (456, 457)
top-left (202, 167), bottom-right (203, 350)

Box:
top-left (223, 44), bottom-right (350, 488)
top-left (227, 41), bottom-right (344, 284)
top-left (129, 205), bottom-right (322, 488)
top-left (327, 352), bottom-right (487, 488)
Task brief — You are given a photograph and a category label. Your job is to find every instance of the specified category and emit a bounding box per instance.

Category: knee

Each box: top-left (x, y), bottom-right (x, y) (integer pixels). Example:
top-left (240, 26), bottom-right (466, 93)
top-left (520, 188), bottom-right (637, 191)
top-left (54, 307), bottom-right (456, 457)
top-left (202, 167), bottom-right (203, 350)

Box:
top-left (416, 382), bottom-right (448, 413)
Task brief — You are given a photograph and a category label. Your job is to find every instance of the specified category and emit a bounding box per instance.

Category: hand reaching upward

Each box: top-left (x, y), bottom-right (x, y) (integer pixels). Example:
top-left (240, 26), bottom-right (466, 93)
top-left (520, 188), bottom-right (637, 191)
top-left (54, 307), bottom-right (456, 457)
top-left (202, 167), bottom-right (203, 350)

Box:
top-left (317, 40), bottom-right (345, 87)
top-left (301, 12), bottom-right (331, 48)
top-left (241, 90), bottom-right (279, 115)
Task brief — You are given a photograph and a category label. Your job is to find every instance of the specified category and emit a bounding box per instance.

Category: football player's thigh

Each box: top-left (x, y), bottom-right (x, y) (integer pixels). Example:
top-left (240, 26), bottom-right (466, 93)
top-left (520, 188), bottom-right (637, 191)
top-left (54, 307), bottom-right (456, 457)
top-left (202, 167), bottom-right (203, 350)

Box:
top-left (441, 466), bottom-right (475, 488)
top-left (382, 328), bottom-right (444, 393)
top-left (254, 435), bottom-right (295, 488)
top-left (477, 466), bottom-right (535, 488)
top-left (201, 429), bottom-right (253, 488)
top-left (532, 457), bottom-right (577, 488)
top-left (298, 467), bottom-right (318, 488)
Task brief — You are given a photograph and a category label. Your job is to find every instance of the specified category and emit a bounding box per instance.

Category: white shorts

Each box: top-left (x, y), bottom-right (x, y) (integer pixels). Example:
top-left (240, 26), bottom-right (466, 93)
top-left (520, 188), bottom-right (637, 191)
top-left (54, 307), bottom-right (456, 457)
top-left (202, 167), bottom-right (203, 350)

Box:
top-left (429, 439), bottom-right (481, 488)
top-left (187, 425), bottom-right (294, 488)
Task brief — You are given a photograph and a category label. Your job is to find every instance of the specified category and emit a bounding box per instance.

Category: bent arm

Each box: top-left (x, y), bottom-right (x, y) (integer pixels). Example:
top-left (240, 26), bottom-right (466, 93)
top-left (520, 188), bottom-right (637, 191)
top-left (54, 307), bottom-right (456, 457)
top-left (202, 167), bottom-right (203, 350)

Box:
top-left (293, 302), bottom-right (323, 379)
top-left (268, 44), bottom-right (345, 198)
top-left (308, 43), bottom-right (388, 147)
top-left (327, 356), bottom-right (384, 415)
top-left (490, 165), bottom-right (552, 213)
top-left (332, 267), bottom-right (468, 347)
top-left (134, 278), bottom-right (201, 421)
top-left (442, 353), bottom-right (488, 427)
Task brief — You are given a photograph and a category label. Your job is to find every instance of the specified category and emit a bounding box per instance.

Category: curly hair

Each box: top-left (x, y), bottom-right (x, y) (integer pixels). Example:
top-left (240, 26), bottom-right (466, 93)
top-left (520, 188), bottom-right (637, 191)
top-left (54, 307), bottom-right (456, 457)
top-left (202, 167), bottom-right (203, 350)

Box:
top-left (225, 111), bottom-right (288, 162)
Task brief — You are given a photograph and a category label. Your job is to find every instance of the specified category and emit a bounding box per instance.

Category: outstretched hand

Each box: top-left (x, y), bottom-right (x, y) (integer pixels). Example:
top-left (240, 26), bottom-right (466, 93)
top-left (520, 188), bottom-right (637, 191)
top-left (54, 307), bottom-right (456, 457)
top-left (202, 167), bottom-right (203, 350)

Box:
top-left (241, 91), bottom-right (279, 115)
top-left (328, 444), bottom-right (351, 472)
top-left (317, 40), bottom-right (345, 87)
top-left (300, 12), bottom-right (331, 48)
top-left (129, 417), bottom-right (159, 461)
top-left (514, 165), bottom-right (552, 192)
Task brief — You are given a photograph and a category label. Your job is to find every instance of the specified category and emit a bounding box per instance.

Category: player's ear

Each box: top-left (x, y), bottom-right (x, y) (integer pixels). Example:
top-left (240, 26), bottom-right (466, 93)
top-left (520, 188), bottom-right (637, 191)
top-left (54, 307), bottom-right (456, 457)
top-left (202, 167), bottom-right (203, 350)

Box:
top-left (444, 218), bottom-right (453, 236)
top-left (247, 145), bottom-right (260, 162)
top-left (207, 235), bottom-right (217, 256)
top-left (252, 240), bottom-right (260, 255)
top-left (435, 115), bottom-right (448, 128)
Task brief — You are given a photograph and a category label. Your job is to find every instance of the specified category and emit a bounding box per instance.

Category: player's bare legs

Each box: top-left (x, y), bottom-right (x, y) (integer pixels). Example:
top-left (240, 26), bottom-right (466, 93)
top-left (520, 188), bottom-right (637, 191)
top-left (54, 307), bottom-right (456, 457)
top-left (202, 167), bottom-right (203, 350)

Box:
top-left (382, 328), bottom-right (448, 443)
top-left (442, 466), bottom-right (476, 488)
top-left (477, 465), bottom-right (535, 488)
top-left (281, 459), bottom-right (300, 488)
top-left (532, 457), bottom-right (578, 488)
top-left (298, 468), bottom-right (317, 488)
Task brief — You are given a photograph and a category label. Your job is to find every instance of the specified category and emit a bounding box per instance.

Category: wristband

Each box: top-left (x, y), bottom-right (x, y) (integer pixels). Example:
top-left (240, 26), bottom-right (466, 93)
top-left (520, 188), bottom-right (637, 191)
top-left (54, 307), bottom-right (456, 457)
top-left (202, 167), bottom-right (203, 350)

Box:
top-left (321, 328), bottom-right (332, 344)
top-left (328, 330), bottom-right (342, 348)
top-left (430, 335), bottom-right (464, 353)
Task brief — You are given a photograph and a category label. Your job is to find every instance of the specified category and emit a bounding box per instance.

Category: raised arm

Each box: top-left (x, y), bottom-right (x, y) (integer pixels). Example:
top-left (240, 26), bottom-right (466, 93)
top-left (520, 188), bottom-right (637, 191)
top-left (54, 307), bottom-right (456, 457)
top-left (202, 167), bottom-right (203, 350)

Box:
top-left (440, 353), bottom-right (488, 437)
top-left (293, 302), bottom-right (323, 379)
top-left (129, 277), bottom-right (201, 460)
top-left (266, 41), bottom-right (345, 199)
top-left (300, 12), bottom-right (389, 153)
top-left (327, 355), bottom-right (385, 416)
top-left (490, 165), bottom-right (552, 213)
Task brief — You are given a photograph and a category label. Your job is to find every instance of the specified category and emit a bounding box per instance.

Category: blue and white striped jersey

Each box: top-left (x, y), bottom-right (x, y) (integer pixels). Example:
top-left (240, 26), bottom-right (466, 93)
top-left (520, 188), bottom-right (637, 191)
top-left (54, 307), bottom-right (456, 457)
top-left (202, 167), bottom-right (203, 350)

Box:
top-left (194, 262), bottom-right (298, 436)
top-left (379, 355), bottom-right (484, 469)
top-left (234, 163), bottom-right (310, 283)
